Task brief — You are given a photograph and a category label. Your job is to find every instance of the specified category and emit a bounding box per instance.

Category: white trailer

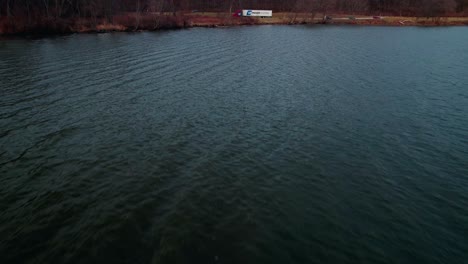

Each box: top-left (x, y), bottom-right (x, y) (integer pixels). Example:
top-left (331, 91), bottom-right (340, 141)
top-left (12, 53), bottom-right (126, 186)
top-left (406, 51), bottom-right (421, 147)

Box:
top-left (241, 10), bottom-right (273, 18)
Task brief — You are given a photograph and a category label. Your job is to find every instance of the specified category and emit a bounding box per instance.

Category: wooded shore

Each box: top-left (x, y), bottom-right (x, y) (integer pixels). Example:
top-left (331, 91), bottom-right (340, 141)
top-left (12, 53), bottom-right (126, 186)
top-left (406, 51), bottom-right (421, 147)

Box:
top-left (1, 13), bottom-right (468, 35)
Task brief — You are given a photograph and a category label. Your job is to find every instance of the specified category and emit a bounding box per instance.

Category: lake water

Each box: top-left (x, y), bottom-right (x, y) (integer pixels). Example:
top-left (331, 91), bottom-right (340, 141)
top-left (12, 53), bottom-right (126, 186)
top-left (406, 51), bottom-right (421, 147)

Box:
top-left (1, 26), bottom-right (468, 264)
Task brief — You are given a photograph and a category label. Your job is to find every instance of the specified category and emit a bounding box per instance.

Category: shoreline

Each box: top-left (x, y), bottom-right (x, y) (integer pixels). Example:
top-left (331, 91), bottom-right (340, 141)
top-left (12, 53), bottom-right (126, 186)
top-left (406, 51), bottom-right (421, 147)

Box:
top-left (1, 13), bottom-right (468, 36)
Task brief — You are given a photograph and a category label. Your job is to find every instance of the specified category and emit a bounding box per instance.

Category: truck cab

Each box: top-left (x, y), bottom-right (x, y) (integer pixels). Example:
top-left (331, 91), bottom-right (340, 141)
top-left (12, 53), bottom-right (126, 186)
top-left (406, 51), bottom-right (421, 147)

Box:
top-left (232, 10), bottom-right (242, 17)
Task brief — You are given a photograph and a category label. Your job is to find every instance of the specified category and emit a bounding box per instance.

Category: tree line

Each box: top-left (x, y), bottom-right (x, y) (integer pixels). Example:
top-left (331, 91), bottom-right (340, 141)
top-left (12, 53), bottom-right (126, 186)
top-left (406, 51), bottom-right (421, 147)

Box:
top-left (0, 0), bottom-right (466, 34)
top-left (0, 0), bottom-right (466, 20)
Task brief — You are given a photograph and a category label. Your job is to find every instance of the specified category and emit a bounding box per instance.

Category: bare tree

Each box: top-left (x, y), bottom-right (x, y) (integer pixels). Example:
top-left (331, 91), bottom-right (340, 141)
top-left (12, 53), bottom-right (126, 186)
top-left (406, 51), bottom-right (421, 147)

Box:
top-left (422, 0), bottom-right (456, 18)
top-left (54, 0), bottom-right (68, 18)
top-left (43, 0), bottom-right (50, 19)
top-left (135, 0), bottom-right (141, 29)
top-left (6, 0), bottom-right (11, 17)
top-left (228, 0), bottom-right (235, 16)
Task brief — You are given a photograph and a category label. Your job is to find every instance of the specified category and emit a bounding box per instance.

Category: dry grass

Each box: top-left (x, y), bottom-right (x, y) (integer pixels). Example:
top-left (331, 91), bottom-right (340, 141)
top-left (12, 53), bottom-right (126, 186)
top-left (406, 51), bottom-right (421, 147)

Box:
top-left (95, 23), bottom-right (127, 32)
top-left (376, 16), bottom-right (468, 26)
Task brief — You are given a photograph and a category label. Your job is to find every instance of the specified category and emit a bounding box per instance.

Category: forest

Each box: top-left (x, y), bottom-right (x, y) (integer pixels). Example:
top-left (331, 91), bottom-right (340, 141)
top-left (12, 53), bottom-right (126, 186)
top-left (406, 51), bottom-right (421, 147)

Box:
top-left (1, 0), bottom-right (467, 34)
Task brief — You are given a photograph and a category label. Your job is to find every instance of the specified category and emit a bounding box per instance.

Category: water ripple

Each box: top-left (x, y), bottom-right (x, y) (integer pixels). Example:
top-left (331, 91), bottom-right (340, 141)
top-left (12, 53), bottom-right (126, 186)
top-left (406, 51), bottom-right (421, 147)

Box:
top-left (1, 26), bottom-right (468, 264)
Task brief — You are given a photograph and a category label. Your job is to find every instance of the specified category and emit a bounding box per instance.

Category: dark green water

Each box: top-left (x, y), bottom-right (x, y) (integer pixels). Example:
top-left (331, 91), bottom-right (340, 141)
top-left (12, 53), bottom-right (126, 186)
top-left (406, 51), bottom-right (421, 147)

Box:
top-left (1, 26), bottom-right (468, 264)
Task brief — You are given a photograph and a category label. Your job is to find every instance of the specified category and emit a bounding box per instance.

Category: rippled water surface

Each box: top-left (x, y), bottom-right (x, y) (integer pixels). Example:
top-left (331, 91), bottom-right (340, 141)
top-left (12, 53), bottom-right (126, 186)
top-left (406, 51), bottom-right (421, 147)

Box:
top-left (1, 26), bottom-right (468, 264)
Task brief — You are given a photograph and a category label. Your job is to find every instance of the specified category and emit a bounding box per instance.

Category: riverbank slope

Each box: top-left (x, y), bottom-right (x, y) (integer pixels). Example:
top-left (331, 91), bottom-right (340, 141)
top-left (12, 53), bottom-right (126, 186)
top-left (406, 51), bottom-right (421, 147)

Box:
top-left (1, 12), bottom-right (468, 35)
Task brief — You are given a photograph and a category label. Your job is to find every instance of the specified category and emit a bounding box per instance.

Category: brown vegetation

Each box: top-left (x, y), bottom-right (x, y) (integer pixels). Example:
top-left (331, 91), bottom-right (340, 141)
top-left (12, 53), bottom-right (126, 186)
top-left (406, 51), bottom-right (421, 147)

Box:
top-left (0, 0), bottom-right (467, 35)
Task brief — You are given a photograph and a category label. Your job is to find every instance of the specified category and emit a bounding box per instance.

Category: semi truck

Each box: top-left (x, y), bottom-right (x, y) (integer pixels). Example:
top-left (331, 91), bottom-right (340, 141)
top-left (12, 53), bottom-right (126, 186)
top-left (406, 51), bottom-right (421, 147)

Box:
top-left (233, 10), bottom-right (273, 18)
